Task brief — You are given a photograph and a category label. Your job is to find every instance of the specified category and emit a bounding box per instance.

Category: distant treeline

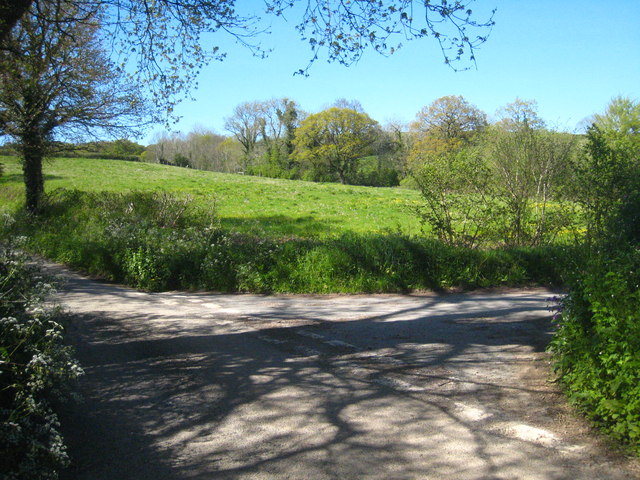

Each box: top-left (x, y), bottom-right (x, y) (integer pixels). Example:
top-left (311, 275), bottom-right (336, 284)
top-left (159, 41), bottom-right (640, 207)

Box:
top-left (0, 95), bottom-right (586, 190)
top-left (143, 96), bottom-right (584, 191)
top-left (0, 138), bottom-right (145, 162)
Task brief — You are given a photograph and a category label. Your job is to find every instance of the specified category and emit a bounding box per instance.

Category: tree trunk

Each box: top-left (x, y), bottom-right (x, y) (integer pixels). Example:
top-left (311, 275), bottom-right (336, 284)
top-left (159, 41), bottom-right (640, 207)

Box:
top-left (22, 141), bottom-right (45, 213)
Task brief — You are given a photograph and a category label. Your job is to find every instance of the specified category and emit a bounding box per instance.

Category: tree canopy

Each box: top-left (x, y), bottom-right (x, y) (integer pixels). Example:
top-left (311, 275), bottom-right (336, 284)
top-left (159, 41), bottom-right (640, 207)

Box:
top-left (292, 107), bottom-right (380, 184)
top-left (0, 1), bottom-right (495, 119)
top-left (592, 96), bottom-right (640, 153)
top-left (0, 2), bottom-right (148, 211)
top-left (224, 101), bottom-right (264, 163)
top-left (413, 95), bottom-right (487, 141)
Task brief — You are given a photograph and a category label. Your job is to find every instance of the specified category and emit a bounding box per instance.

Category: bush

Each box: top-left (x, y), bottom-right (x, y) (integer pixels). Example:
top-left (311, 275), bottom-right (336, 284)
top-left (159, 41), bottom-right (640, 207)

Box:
top-left (246, 163), bottom-right (300, 180)
top-left (413, 147), bottom-right (501, 248)
top-left (13, 189), bottom-right (220, 291)
top-left (352, 157), bottom-right (400, 187)
top-left (548, 117), bottom-right (640, 453)
top-left (549, 250), bottom-right (640, 452)
top-left (0, 240), bottom-right (82, 479)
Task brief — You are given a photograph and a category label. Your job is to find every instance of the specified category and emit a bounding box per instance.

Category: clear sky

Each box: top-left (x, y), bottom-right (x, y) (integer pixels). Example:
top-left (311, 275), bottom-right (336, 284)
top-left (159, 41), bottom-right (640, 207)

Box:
top-left (143, 0), bottom-right (640, 144)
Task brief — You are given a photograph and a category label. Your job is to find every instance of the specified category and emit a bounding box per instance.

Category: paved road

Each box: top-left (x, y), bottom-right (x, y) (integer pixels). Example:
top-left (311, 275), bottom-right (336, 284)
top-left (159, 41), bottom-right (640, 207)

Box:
top-left (49, 264), bottom-right (638, 480)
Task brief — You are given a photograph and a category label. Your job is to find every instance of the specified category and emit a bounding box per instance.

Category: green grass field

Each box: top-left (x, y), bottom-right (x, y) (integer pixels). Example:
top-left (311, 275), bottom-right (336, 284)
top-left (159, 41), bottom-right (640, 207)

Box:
top-left (0, 156), bottom-right (423, 238)
top-left (0, 155), bottom-right (583, 293)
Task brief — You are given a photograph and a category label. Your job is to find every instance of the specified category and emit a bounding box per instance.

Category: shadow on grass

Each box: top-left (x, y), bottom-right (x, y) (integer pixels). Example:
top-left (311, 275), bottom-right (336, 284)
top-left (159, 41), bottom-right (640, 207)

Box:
top-left (220, 214), bottom-right (340, 237)
top-left (0, 173), bottom-right (64, 184)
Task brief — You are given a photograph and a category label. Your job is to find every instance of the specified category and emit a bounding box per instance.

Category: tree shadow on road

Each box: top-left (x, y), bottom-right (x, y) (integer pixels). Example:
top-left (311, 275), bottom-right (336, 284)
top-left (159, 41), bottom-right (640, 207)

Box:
top-left (57, 287), bottom-right (626, 480)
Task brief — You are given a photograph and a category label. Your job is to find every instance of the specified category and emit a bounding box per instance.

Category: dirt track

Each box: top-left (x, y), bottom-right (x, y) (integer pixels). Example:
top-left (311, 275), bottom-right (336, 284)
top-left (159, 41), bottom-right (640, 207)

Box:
top-left (48, 263), bottom-right (639, 480)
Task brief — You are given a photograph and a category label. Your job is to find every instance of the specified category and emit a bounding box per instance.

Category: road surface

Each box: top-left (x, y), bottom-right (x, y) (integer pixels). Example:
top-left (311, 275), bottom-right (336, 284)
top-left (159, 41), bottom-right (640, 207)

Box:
top-left (47, 263), bottom-right (638, 480)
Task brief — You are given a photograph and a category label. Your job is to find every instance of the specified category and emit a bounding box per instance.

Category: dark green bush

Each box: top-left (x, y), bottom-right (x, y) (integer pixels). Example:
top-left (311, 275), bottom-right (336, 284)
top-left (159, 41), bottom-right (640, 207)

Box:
top-left (353, 166), bottom-right (400, 187)
top-left (549, 250), bottom-right (640, 452)
top-left (246, 163), bottom-right (301, 180)
top-left (548, 120), bottom-right (640, 453)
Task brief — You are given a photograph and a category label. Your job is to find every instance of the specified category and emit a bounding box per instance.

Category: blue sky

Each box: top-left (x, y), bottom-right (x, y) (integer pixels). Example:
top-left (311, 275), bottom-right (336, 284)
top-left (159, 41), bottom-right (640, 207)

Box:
top-left (143, 0), bottom-right (639, 144)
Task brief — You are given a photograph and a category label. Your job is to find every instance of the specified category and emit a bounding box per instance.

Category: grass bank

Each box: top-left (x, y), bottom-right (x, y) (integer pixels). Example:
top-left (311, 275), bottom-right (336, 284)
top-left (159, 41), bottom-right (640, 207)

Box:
top-left (1, 156), bottom-right (585, 293)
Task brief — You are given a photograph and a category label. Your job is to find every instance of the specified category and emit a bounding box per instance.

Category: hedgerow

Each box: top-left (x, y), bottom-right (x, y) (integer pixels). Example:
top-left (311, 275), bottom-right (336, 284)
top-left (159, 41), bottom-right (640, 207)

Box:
top-left (549, 251), bottom-right (640, 452)
top-left (0, 237), bottom-right (82, 479)
top-left (548, 123), bottom-right (640, 453)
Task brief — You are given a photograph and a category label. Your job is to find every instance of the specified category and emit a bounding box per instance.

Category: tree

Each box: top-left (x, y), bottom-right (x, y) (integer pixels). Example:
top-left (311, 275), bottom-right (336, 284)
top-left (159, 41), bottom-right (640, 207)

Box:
top-left (384, 120), bottom-right (412, 178)
top-left (331, 98), bottom-right (365, 113)
top-left (269, 0), bottom-right (495, 72)
top-left (494, 97), bottom-right (546, 131)
top-left (593, 96), bottom-right (640, 155)
top-left (413, 95), bottom-right (487, 141)
top-left (185, 129), bottom-right (228, 171)
top-left (146, 128), bottom-right (237, 171)
top-left (0, 2), bottom-right (148, 212)
top-left (593, 96), bottom-right (640, 136)
top-left (224, 98), bottom-right (304, 175)
top-left (109, 139), bottom-right (145, 156)
top-left (486, 100), bottom-right (576, 246)
top-left (575, 98), bottom-right (640, 246)
top-left (412, 141), bottom-right (497, 247)
top-left (217, 137), bottom-right (244, 173)
top-left (0, 0), bottom-right (31, 41)
top-left (0, 1), bottom-right (495, 118)
top-left (292, 107), bottom-right (380, 184)
top-left (276, 99), bottom-right (302, 160)
top-left (223, 101), bottom-right (265, 169)
top-left (411, 98), bottom-right (578, 248)
top-left (260, 98), bottom-right (302, 170)
top-left (149, 131), bottom-right (186, 167)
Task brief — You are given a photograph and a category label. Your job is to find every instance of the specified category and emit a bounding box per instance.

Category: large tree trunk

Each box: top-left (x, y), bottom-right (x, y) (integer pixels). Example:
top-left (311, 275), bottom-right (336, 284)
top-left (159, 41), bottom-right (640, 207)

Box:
top-left (22, 141), bottom-right (45, 213)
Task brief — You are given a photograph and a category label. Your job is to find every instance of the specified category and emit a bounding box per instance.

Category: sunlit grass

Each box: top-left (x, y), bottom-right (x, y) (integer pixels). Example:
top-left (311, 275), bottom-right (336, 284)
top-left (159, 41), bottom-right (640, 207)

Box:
top-left (0, 156), bottom-right (423, 238)
top-left (1, 155), bottom-right (584, 293)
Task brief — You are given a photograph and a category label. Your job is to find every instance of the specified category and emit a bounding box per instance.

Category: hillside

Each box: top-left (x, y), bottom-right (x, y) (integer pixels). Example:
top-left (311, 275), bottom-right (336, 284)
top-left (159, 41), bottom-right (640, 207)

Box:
top-left (0, 156), bottom-right (422, 238)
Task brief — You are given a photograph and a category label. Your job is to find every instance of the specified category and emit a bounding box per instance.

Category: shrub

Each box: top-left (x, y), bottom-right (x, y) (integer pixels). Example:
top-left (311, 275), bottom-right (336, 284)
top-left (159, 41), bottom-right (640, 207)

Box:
top-left (0, 240), bottom-right (82, 479)
top-left (413, 146), bottom-right (501, 248)
top-left (246, 163), bottom-right (300, 180)
top-left (548, 115), bottom-right (640, 452)
top-left (353, 157), bottom-right (400, 187)
top-left (549, 250), bottom-right (640, 452)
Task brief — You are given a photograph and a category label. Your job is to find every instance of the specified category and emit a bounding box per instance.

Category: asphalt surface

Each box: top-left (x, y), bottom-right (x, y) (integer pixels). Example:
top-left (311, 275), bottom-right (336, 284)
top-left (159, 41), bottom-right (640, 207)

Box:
top-left (47, 263), bottom-right (639, 480)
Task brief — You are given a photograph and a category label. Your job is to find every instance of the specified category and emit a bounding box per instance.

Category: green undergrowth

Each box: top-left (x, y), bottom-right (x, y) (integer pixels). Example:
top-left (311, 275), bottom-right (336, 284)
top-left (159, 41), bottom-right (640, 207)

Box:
top-left (5, 189), bottom-right (582, 293)
top-left (549, 250), bottom-right (640, 454)
top-left (0, 240), bottom-right (82, 479)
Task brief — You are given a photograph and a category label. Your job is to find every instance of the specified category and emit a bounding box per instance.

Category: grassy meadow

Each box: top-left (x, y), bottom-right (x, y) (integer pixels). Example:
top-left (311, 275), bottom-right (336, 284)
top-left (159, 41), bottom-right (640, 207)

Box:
top-left (0, 156), bottom-right (583, 293)
top-left (0, 156), bottom-right (423, 238)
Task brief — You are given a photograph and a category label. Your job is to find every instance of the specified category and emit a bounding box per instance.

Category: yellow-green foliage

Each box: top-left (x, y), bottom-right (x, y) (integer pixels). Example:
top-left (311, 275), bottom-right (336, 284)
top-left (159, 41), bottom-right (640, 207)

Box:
top-left (292, 107), bottom-right (380, 184)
